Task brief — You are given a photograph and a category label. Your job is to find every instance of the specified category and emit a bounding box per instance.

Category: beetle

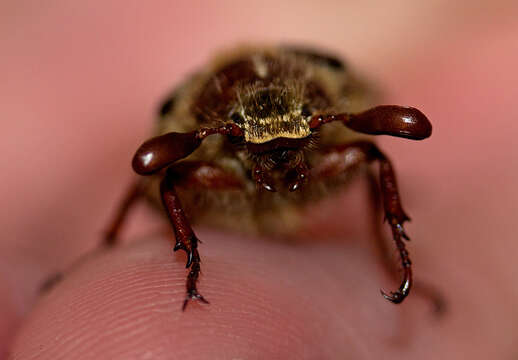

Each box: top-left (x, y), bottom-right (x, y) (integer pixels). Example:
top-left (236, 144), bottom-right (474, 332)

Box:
top-left (104, 45), bottom-right (434, 311)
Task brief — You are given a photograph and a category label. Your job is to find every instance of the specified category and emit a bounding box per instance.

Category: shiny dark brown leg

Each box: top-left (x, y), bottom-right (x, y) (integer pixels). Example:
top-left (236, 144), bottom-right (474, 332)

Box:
top-left (104, 181), bottom-right (143, 246)
top-left (365, 171), bottom-right (445, 313)
top-left (374, 147), bottom-right (413, 304)
top-left (312, 141), bottom-right (413, 304)
top-left (161, 161), bottom-right (243, 310)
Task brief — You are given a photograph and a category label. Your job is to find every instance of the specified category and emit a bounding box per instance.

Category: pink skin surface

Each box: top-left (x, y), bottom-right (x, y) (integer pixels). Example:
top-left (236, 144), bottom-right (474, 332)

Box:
top-left (2, 1), bottom-right (518, 359)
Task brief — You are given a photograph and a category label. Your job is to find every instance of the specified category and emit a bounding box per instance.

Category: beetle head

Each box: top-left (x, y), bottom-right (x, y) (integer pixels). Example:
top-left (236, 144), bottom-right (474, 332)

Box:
top-left (230, 83), bottom-right (314, 191)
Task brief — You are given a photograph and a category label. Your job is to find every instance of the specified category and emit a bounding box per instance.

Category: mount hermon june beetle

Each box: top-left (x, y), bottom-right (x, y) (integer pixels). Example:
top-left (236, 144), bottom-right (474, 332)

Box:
top-left (104, 45), bottom-right (434, 311)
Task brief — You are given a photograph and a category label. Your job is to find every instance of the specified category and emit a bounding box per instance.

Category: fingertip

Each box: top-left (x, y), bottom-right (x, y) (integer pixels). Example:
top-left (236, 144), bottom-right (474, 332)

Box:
top-left (9, 235), bottom-right (359, 359)
top-left (11, 232), bottom-right (418, 359)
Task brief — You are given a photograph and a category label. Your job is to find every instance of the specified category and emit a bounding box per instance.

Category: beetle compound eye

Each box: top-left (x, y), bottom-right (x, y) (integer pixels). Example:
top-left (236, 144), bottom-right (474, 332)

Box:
top-left (301, 105), bottom-right (313, 117)
top-left (231, 112), bottom-right (245, 124)
top-left (159, 97), bottom-right (175, 117)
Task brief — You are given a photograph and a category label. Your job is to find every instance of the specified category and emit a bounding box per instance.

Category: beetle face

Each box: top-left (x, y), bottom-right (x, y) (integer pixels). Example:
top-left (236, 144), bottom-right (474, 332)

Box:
top-left (233, 84), bottom-right (313, 191)
top-left (247, 137), bottom-right (308, 166)
top-left (246, 136), bottom-right (310, 191)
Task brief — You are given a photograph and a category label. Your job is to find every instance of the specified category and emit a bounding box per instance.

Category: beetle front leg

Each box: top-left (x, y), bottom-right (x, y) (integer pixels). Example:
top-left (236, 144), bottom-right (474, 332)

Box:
top-left (160, 162), bottom-right (243, 310)
top-left (373, 146), bottom-right (413, 303)
top-left (160, 169), bottom-right (208, 310)
top-left (312, 141), bottom-right (413, 304)
top-left (365, 171), bottom-right (445, 313)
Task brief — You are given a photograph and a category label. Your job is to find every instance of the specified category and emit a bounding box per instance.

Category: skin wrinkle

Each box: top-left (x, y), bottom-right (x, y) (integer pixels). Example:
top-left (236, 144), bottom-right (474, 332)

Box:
top-left (12, 235), bottom-right (385, 359)
top-left (42, 270), bottom-right (182, 330)
top-left (27, 263), bottom-right (190, 358)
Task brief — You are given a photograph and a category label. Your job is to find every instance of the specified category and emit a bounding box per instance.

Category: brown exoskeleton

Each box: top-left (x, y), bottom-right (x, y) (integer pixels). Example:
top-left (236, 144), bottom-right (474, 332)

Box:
top-left (105, 46), bottom-right (434, 311)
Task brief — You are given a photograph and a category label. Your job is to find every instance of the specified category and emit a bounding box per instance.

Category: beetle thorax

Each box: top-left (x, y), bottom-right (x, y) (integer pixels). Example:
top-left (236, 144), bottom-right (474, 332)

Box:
top-left (236, 83), bottom-right (311, 144)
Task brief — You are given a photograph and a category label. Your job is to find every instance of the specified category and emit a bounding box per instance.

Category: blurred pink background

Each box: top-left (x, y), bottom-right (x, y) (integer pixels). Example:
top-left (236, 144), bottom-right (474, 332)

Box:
top-left (1, 1), bottom-right (518, 359)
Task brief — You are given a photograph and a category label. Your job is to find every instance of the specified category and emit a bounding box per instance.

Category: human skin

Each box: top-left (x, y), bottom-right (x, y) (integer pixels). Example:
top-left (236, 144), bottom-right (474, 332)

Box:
top-left (2, 1), bottom-right (518, 359)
